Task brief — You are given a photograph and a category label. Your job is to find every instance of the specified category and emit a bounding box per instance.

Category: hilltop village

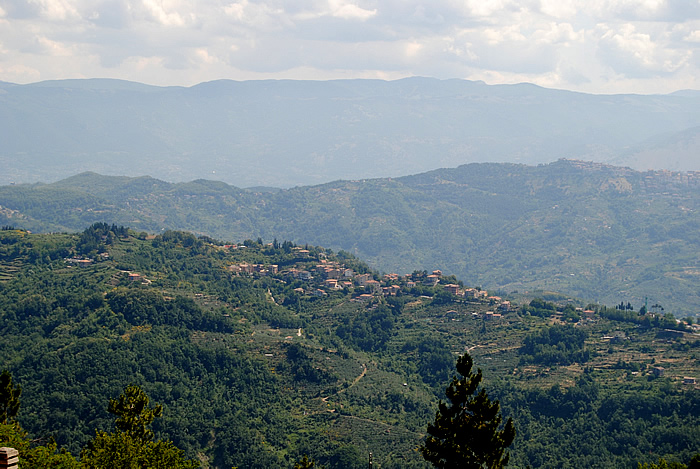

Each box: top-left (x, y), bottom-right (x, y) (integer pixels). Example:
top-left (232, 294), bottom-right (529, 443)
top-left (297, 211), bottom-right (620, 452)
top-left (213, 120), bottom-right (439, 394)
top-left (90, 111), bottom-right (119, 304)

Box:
top-left (224, 245), bottom-right (511, 305)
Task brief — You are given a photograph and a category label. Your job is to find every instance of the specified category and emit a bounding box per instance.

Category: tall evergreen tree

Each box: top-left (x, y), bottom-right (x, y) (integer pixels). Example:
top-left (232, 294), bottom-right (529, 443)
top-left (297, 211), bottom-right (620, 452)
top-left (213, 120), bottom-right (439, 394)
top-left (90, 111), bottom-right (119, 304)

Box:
top-left (81, 385), bottom-right (198, 469)
top-left (0, 370), bottom-right (21, 424)
top-left (421, 353), bottom-right (515, 469)
top-left (294, 454), bottom-right (322, 468)
top-left (108, 384), bottom-right (162, 442)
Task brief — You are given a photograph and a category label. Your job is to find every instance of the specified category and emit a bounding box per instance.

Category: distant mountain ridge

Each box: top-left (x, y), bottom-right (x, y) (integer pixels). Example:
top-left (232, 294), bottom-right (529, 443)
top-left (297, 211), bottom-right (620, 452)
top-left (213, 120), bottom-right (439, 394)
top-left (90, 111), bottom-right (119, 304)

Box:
top-left (1, 77), bottom-right (699, 187)
top-left (2, 159), bottom-right (700, 315)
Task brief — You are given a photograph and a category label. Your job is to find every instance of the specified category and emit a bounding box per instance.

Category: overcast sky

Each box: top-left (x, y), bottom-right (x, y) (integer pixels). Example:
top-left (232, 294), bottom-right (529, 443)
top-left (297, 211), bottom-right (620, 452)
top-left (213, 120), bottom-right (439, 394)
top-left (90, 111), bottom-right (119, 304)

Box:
top-left (0, 0), bottom-right (698, 94)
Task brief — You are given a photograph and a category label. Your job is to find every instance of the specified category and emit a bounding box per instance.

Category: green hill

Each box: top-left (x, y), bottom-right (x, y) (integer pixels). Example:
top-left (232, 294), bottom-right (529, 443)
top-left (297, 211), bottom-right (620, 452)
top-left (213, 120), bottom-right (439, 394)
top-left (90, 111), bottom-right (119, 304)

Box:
top-left (2, 160), bottom-right (700, 315)
top-left (0, 225), bottom-right (698, 468)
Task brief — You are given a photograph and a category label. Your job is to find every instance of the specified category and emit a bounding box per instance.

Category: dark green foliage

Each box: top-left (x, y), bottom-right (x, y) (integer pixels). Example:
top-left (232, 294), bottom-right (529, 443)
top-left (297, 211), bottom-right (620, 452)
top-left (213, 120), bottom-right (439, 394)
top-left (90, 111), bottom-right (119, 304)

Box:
top-left (637, 458), bottom-right (688, 469)
top-left (689, 454), bottom-right (700, 469)
top-left (285, 343), bottom-right (333, 384)
top-left (432, 288), bottom-right (457, 306)
top-left (81, 385), bottom-right (198, 469)
top-left (106, 289), bottom-right (234, 332)
top-left (108, 384), bottom-right (162, 442)
top-left (328, 445), bottom-right (366, 469)
top-left (402, 337), bottom-right (454, 387)
top-left (209, 418), bottom-right (283, 469)
top-left (295, 454), bottom-right (324, 468)
top-left (0, 370), bottom-right (21, 424)
top-left (77, 223), bottom-right (128, 255)
top-left (597, 305), bottom-right (686, 331)
top-left (520, 324), bottom-right (590, 365)
top-left (81, 431), bottom-right (199, 469)
top-left (422, 353), bottom-right (515, 468)
top-left (1, 227), bottom-right (698, 468)
top-left (0, 422), bottom-right (80, 469)
top-left (336, 304), bottom-right (397, 352)
top-left (0, 372), bottom-right (79, 468)
top-left (520, 298), bottom-right (556, 318)
top-left (493, 373), bottom-right (700, 468)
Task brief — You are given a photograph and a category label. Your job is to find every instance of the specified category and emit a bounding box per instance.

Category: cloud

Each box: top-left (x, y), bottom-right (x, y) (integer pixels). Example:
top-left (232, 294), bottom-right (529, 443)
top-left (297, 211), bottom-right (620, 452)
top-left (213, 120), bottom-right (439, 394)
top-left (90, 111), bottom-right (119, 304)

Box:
top-left (686, 29), bottom-right (700, 43)
top-left (139, 0), bottom-right (189, 26)
top-left (330, 1), bottom-right (377, 20)
top-left (0, 0), bottom-right (696, 93)
top-left (34, 0), bottom-right (81, 20)
top-left (88, 1), bottom-right (132, 29)
top-left (597, 22), bottom-right (692, 77)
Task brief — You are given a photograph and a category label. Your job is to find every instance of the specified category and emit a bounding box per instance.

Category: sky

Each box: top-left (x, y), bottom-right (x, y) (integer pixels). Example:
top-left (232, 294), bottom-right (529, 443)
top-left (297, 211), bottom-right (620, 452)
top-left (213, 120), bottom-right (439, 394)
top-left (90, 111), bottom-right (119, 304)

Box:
top-left (0, 0), bottom-right (698, 94)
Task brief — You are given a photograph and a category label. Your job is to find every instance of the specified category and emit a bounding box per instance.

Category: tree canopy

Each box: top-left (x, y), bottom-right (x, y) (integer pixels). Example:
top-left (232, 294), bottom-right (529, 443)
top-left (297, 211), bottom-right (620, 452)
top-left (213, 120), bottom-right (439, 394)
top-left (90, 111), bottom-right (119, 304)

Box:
top-left (0, 370), bottom-right (21, 424)
top-left (421, 353), bottom-right (515, 468)
top-left (81, 385), bottom-right (198, 469)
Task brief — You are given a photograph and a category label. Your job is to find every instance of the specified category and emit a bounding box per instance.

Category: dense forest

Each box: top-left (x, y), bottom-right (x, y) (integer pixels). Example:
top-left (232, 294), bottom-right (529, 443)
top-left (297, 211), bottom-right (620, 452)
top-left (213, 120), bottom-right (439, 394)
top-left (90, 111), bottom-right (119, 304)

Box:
top-left (0, 224), bottom-right (698, 468)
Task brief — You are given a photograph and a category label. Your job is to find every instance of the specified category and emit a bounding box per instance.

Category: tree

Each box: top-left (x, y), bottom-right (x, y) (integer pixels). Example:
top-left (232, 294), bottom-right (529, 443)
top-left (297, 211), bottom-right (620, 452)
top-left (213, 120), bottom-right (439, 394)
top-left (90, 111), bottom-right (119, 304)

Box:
top-left (0, 422), bottom-right (80, 469)
top-left (81, 385), bottom-right (198, 469)
top-left (0, 371), bottom-right (79, 468)
top-left (688, 454), bottom-right (700, 469)
top-left (0, 370), bottom-right (21, 424)
top-left (108, 384), bottom-right (162, 442)
top-left (294, 454), bottom-right (323, 468)
top-left (637, 457), bottom-right (687, 469)
top-left (421, 353), bottom-right (515, 469)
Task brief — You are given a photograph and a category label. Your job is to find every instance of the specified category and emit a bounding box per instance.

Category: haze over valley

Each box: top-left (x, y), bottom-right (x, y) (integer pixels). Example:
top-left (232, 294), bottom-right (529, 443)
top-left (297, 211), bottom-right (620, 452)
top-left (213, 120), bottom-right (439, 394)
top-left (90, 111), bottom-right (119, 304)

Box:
top-left (1, 78), bottom-right (700, 188)
top-left (2, 1), bottom-right (700, 467)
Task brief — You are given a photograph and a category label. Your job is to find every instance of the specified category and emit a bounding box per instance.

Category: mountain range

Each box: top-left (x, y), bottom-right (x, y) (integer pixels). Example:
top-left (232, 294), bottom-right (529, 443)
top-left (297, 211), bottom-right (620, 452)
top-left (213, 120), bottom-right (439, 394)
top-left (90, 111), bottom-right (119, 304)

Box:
top-left (2, 159), bottom-right (699, 316)
top-left (2, 77), bottom-right (700, 187)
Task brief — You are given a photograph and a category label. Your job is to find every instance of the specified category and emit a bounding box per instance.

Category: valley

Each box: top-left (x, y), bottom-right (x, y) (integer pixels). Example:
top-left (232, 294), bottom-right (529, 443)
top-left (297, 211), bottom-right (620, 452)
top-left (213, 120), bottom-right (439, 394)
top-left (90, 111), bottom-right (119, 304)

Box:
top-left (0, 224), bottom-right (698, 468)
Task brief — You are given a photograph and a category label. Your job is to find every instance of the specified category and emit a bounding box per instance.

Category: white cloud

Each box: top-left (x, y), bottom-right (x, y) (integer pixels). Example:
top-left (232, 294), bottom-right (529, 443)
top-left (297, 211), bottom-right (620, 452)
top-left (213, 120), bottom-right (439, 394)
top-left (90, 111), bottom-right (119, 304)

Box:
top-left (0, 0), bottom-right (696, 93)
top-left (0, 63), bottom-right (42, 82)
top-left (538, 0), bottom-right (578, 19)
top-left (29, 0), bottom-right (80, 21)
top-left (532, 22), bottom-right (581, 45)
top-left (462, 0), bottom-right (515, 18)
top-left (35, 35), bottom-right (74, 56)
top-left (597, 23), bottom-right (690, 76)
top-left (332, 3), bottom-right (376, 21)
top-left (482, 24), bottom-right (526, 46)
top-left (140, 0), bottom-right (189, 26)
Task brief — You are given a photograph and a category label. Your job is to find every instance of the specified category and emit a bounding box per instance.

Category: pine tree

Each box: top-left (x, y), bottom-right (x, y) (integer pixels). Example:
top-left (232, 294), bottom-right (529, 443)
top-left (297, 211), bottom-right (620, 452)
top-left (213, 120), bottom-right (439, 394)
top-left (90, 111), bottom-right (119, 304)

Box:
top-left (108, 384), bottom-right (162, 442)
top-left (421, 353), bottom-right (515, 469)
top-left (294, 454), bottom-right (321, 468)
top-left (0, 370), bottom-right (21, 424)
top-left (81, 385), bottom-right (198, 469)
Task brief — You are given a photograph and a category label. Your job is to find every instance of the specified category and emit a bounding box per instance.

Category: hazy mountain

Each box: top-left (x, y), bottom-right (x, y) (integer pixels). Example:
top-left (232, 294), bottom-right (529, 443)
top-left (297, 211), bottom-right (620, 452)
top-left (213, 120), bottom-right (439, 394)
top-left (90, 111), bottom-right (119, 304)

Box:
top-left (2, 160), bottom-right (700, 315)
top-left (612, 126), bottom-right (700, 171)
top-left (2, 77), bottom-right (699, 187)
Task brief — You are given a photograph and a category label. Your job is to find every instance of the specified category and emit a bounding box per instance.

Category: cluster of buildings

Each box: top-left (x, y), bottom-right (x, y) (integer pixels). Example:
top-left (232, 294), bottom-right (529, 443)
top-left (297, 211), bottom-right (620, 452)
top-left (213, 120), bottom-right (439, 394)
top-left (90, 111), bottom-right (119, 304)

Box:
top-left (565, 159), bottom-right (700, 189)
top-left (226, 258), bottom-right (516, 312)
top-left (64, 252), bottom-right (110, 267)
top-left (228, 263), bottom-right (279, 275)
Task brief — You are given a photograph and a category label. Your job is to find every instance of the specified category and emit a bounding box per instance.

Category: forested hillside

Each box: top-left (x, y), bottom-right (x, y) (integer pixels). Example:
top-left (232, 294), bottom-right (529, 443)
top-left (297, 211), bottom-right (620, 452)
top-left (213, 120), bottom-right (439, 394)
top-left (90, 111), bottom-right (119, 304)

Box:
top-left (1, 224), bottom-right (698, 468)
top-left (2, 160), bottom-right (700, 315)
